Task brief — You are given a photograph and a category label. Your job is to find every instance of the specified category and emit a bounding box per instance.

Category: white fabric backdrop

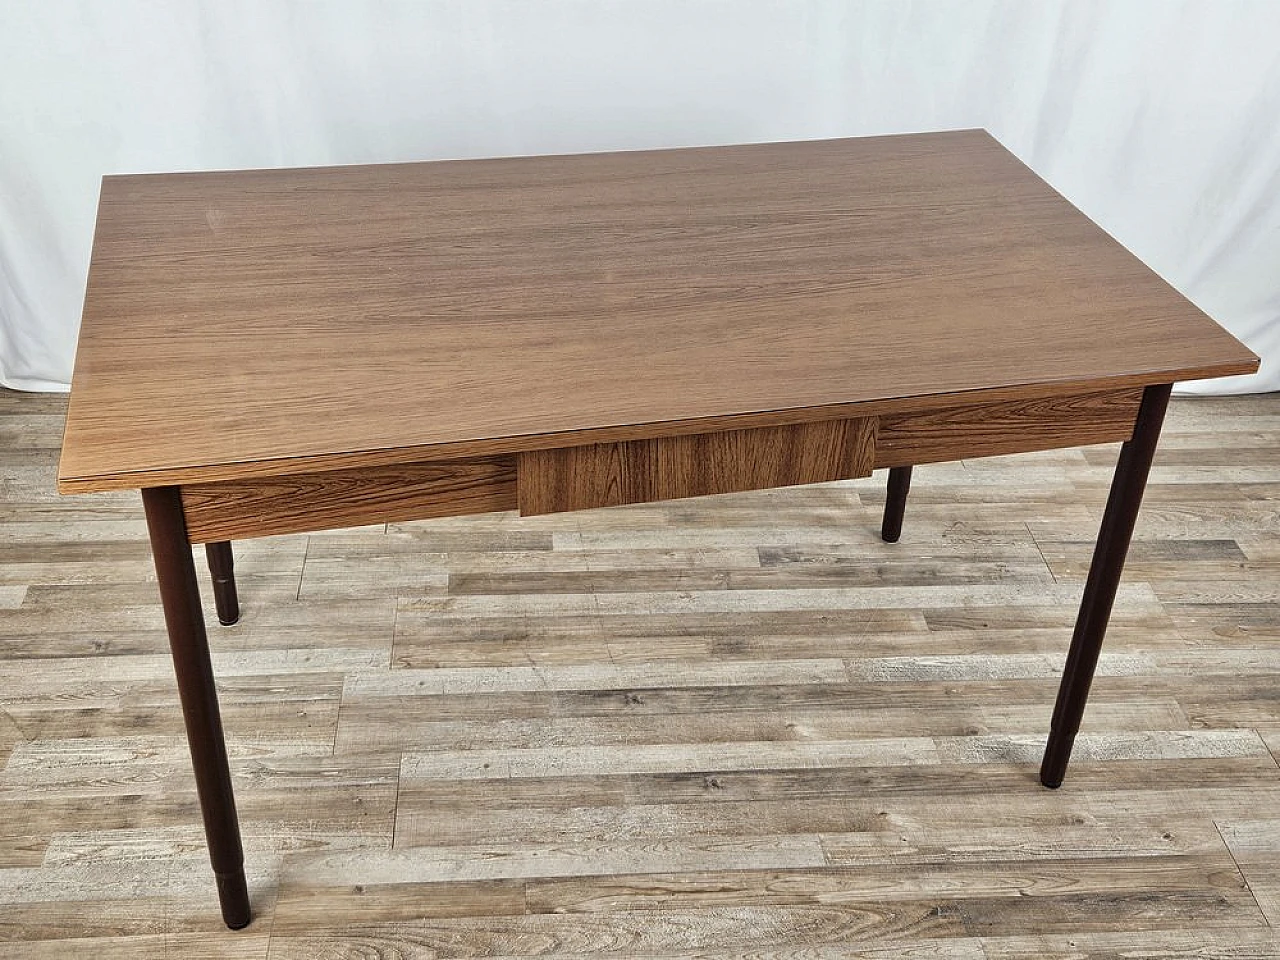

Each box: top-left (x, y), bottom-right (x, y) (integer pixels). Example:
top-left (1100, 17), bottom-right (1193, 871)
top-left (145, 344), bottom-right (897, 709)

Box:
top-left (2, 0), bottom-right (1277, 393)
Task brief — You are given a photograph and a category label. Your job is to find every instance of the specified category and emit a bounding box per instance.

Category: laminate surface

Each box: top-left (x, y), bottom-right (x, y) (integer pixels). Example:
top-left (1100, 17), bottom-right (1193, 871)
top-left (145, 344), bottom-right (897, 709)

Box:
top-left (58, 130), bottom-right (1256, 493)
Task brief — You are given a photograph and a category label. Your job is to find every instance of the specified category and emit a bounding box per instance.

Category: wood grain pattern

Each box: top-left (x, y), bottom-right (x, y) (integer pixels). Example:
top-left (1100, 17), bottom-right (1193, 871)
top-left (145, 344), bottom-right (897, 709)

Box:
top-left (58, 130), bottom-right (1257, 493)
top-left (12, 389), bottom-right (1280, 954)
top-left (875, 387), bottom-right (1143, 468)
top-left (179, 456), bottom-right (516, 543)
top-left (50, 380), bottom-right (1222, 495)
top-left (518, 418), bottom-right (875, 516)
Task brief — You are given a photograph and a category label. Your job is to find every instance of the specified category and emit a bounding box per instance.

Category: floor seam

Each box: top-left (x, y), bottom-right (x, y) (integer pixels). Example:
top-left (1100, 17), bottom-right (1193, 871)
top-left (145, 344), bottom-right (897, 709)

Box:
top-left (1214, 818), bottom-right (1273, 928)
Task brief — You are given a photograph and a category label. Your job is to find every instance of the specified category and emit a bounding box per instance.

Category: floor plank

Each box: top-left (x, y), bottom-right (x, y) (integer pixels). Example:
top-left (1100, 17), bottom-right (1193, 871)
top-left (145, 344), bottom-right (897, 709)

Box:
top-left (2, 389), bottom-right (1279, 953)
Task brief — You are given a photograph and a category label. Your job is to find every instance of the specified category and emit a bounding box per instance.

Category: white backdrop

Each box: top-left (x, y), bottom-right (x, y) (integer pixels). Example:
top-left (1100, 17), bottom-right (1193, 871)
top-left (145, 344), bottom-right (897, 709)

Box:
top-left (2, 0), bottom-right (1277, 393)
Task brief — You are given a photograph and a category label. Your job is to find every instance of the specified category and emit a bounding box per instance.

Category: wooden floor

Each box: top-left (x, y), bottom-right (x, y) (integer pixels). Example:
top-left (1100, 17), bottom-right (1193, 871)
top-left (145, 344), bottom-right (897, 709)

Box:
top-left (2, 389), bottom-right (1279, 958)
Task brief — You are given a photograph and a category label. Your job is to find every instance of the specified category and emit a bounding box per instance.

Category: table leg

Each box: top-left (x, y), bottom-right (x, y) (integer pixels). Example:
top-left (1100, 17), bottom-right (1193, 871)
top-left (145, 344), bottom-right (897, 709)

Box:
top-left (881, 466), bottom-right (912, 543)
top-left (142, 487), bottom-right (251, 929)
top-left (1040, 383), bottom-right (1172, 788)
top-left (204, 541), bottom-right (240, 626)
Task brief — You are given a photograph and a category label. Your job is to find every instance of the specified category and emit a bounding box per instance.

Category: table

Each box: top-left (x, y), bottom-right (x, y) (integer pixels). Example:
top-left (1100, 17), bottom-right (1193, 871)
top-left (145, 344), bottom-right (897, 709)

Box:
top-left (57, 130), bottom-right (1258, 929)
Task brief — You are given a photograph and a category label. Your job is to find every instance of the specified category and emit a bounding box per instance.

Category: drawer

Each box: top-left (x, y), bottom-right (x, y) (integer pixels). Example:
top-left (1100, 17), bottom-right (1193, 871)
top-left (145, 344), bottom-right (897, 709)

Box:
top-left (518, 417), bottom-right (877, 516)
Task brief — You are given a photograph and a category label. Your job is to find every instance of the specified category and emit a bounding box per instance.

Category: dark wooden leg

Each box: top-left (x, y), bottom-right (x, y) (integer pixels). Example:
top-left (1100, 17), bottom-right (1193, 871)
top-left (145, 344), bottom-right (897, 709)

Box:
top-left (205, 541), bottom-right (240, 626)
top-left (142, 487), bottom-right (251, 929)
top-left (1040, 383), bottom-right (1172, 788)
top-left (881, 466), bottom-right (912, 543)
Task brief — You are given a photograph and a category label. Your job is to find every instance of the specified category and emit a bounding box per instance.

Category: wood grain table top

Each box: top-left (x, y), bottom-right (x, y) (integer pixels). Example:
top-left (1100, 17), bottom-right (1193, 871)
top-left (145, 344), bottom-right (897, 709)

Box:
top-left (58, 129), bottom-right (1257, 493)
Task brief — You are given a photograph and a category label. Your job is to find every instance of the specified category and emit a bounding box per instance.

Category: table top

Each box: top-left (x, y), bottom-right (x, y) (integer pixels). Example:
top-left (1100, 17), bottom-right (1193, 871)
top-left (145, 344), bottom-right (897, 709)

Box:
top-left (58, 129), bottom-right (1257, 493)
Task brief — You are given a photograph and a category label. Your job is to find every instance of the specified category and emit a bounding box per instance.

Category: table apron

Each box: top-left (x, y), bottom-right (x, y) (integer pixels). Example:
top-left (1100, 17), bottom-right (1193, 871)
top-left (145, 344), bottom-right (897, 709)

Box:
top-left (181, 456), bottom-right (517, 543)
top-left (177, 386), bottom-right (1143, 542)
top-left (874, 386), bottom-right (1143, 468)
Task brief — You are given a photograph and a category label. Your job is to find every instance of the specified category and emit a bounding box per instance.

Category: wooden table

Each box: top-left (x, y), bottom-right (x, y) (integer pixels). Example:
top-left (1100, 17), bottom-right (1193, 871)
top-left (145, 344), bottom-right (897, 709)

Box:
top-left (58, 130), bottom-right (1258, 929)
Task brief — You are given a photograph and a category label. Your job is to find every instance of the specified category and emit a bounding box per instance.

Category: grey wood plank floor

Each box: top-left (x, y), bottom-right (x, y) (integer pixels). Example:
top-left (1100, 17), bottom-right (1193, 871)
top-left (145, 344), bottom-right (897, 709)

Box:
top-left (2, 389), bottom-right (1279, 959)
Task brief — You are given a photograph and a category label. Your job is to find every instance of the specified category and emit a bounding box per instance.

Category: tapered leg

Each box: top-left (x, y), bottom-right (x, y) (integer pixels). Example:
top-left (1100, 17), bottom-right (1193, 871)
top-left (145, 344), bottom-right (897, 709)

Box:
top-left (205, 541), bottom-right (240, 626)
top-left (881, 466), bottom-right (912, 543)
top-left (142, 487), bottom-right (251, 929)
top-left (1040, 383), bottom-right (1172, 788)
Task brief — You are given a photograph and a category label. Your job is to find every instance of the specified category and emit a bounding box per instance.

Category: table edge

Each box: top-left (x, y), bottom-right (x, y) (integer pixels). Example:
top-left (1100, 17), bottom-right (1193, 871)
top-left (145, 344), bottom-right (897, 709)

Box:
top-left (56, 362), bottom-right (1257, 495)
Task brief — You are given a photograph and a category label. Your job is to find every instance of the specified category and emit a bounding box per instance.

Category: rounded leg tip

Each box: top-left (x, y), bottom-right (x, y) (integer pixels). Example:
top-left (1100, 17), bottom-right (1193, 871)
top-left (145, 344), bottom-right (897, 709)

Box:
top-left (880, 531), bottom-right (901, 543)
top-left (217, 614), bottom-right (240, 626)
top-left (216, 871), bottom-right (251, 930)
top-left (1041, 735), bottom-right (1073, 789)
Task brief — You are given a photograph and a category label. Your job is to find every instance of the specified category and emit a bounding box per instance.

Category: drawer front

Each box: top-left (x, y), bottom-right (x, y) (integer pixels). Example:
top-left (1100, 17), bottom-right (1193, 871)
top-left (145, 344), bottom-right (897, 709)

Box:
top-left (518, 417), bottom-right (877, 516)
top-left (874, 387), bottom-right (1143, 468)
top-left (181, 456), bottom-right (516, 543)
